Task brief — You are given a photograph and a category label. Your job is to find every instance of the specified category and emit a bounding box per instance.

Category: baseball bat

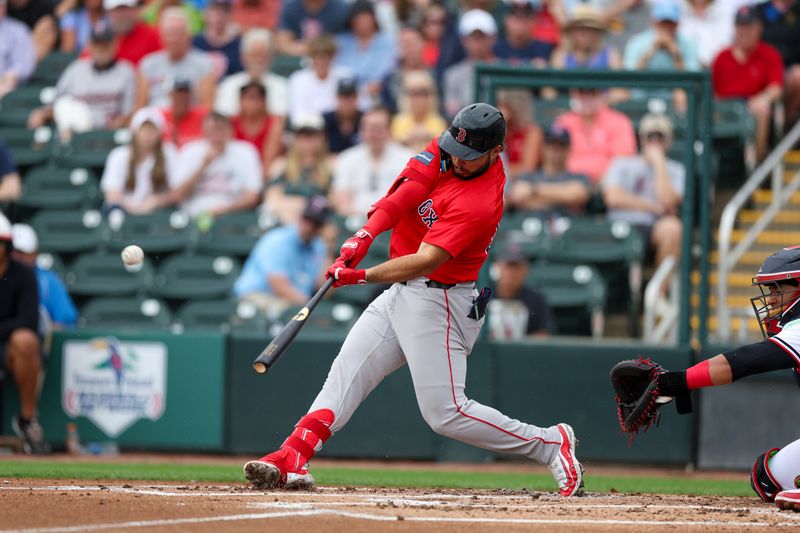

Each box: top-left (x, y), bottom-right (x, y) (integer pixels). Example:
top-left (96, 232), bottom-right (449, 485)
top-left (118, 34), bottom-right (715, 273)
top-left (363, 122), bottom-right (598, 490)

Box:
top-left (252, 277), bottom-right (335, 374)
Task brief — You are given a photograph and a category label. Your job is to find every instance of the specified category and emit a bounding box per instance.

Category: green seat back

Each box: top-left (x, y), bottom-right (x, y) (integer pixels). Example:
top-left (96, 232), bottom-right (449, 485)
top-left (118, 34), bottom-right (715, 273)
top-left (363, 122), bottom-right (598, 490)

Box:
top-left (36, 252), bottom-right (66, 276)
top-left (150, 253), bottom-right (241, 300)
top-left (497, 212), bottom-right (551, 260)
top-left (0, 126), bottom-right (54, 167)
top-left (57, 129), bottom-right (129, 169)
top-left (548, 218), bottom-right (644, 264)
top-left (177, 299), bottom-right (266, 332)
top-left (270, 55), bottom-right (304, 78)
top-left (106, 210), bottom-right (194, 255)
top-left (533, 96), bottom-right (570, 130)
top-left (29, 51), bottom-right (78, 86)
top-left (195, 211), bottom-right (274, 257)
top-left (279, 301), bottom-right (358, 332)
top-left (0, 86), bottom-right (49, 127)
top-left (79, 297), bottom-right (172, 330)
top-left (30, 209), bottom-right (106, 254)
top-left (65, 252), bottom-right (153, 297)
top-left (712, 99), bottom-right (756, 140)
top-left (18, 166), bottom-right (100, 210)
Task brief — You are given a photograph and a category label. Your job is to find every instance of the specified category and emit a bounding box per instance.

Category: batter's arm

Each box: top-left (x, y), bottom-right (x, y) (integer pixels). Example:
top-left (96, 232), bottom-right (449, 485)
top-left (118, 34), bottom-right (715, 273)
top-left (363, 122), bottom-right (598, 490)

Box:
top-left (364, 242), bottom-right (451, 284)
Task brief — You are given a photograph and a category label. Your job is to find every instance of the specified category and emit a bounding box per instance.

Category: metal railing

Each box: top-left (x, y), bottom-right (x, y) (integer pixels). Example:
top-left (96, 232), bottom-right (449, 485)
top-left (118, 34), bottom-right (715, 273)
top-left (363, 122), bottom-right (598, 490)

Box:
top-left (642, 255), bottom-right (678, 343)
top-left (717, 119), bottom-right (800, 342)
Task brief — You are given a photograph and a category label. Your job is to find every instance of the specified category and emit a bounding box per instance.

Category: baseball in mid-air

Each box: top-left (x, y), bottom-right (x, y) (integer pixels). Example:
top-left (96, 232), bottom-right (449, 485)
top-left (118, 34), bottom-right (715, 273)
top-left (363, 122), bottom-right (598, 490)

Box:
top-left (121, 245), bottom-right (144, 267)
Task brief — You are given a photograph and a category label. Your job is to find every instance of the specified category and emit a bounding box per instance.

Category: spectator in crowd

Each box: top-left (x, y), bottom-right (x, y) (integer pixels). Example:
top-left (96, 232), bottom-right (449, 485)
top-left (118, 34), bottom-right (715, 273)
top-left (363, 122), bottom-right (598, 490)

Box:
top-left (330, 106), bottom-right (413, 216)
top-left (0, 140), bottom-right (22, 205)
top-left (10, 224), bottom-right (77, 330)
top-left (532, 0), bottom-right (566, 47)
top-left (755, 0), bottom-right (800, 127)
top-left (0, 0), bottom-right (36, 97)
top-left (571, 0), bottom-right (651, 52)
top-left (712, 5), bottom-right (784, 162)
top-left (443, 9), bottom-right (498, 118)
top-left (506, 125), bottom-right (591, 219)
top-left (28, 22), bottom-right (136, 132)
top-left (380, 25), bottom-right (427, 113)
top-left (554, 87), bottom-right (636, 185)
top-left (624, 0), bottom-right (700, 72)
top-left (7, 0), bottom-right (56, 60)
top-left (288, 34), bottom-right (349, 124)
top-left (390, 70), bottom-right (447, 152)
top-left (136, 7), bottom-right (215, 109)
top-left (231, 0), bottom-right (279, 33)
top-left (494, 0), bottom-right (553, 66)
top-left (193, 0), bottom-right (243, 78)
top-left (265, 114), bottom-right (332, 224)
top-left (496, 88), bottom-right (542, 180)
top-left (487, 245), bottom-right (555, 340)
top-left (234, 196), bottom-right (330, 317)
top-left (276, 0), bottom-right (349, 56)
top-left (394, 0), bottom-right (430, 28)
top-left (334, 0), bottom-right (396, 106)
top-left (215, 29), bottom-right (289, 118)
top-left (60, 0), bottom-right (107, 52)
top-left (160, 79), bottom-right (207, 147)
top-left (104, 0), bottom-right (162, 66)
top-left (323, 77), bottom-right (362, 153)
top-left (420, 1), bottom-right (464, 78)
top-left (550, 5), bottom-right (622, 70)
top-left (602, 113), bottom-right (684, 286)
top-left (101, 107), bottom-right (181, 214)
top-left (679, 0), bottom-right (733, 68)
top-left (141, 0), bottom-right (203, 35)
top-left (232, 80), bottom-right (284, 177)
top-left (174, 112), bottom-right (262, 217)
top-left (0, 212), bottom-right (48, 454)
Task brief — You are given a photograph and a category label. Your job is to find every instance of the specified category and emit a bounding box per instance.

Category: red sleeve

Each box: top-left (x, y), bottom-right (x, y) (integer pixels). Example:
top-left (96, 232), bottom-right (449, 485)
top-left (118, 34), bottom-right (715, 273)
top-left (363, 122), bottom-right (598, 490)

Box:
top-left (423, 204), bottom-right (489, 259)
top-left (398, 137), bottom-right (442, 191)
top-left (766, 44), bottom-right (785, 88)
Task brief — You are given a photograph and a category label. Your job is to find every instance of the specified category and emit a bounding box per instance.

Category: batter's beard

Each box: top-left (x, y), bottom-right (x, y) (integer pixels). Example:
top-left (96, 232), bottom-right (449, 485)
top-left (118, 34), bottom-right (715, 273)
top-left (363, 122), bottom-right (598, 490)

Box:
top-left (454, 156), bottom-right (493, 180)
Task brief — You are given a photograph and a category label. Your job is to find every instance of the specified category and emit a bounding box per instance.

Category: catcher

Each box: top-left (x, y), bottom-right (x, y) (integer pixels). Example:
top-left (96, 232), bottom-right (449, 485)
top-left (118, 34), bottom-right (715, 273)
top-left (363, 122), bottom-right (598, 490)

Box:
top-left (611, 246), bottom-right (800, 509)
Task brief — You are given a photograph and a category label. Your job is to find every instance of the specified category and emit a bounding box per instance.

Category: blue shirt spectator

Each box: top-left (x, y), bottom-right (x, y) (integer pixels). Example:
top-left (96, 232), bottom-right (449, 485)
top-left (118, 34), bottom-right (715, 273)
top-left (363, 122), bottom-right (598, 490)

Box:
top-left (60, 6), bottom-right (109, 53)
top-left (11, 224), bottom-right (78, 329)
top-left (234, 197), bottom-right (330, 306)
top-left (192, 0), bottom-right (243, 77)
top-left (277, 0), bottom-right (349, 56)
top-left (494, 0), bottom-right (553, 65)
top-left (623, 1), bottom-right (700, 72)
top-left (0, 8), bottom-right (36, 91)
top-left (0, 140), bottom-right (22, 204)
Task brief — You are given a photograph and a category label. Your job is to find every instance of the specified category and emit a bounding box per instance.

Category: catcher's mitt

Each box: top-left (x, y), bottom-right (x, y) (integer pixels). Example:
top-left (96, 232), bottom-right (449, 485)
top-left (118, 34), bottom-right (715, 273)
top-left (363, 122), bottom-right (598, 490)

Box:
top-left (610, 357), bottom-right (666, 436)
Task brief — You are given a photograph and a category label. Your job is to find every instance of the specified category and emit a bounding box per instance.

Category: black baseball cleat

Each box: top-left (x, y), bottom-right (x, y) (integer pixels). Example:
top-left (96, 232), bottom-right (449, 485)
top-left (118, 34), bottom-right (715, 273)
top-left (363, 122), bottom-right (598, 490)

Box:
top-left (12, 417), bottom-right (51, 455)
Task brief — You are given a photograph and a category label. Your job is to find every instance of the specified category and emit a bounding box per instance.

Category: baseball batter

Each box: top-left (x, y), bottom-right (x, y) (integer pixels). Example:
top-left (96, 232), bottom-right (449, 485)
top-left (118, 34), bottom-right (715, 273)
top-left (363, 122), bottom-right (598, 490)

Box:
top-left (244, 103), bottom-right (584, 497)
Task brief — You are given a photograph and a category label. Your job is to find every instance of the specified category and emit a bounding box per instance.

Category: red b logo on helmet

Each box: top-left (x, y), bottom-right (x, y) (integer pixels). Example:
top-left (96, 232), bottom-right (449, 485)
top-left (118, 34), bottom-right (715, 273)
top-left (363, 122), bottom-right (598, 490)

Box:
top-left (456, 127), bottom-right (467, 143)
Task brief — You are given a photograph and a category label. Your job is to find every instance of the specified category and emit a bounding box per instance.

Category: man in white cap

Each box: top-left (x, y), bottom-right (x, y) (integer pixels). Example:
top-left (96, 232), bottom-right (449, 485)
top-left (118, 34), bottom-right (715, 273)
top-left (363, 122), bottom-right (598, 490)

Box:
top-left (0, 212), bottom-right (49, 454)
top-left (443, 9), bottom-right (498, 119)
top-left (11, 224), bottom-right (77, 330)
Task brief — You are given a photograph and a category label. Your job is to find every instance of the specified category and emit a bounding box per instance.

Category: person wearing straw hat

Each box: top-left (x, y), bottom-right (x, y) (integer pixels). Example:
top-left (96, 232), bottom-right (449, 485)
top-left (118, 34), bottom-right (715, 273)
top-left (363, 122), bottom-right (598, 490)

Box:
top-left (550, 4), bottom-right (622, 70)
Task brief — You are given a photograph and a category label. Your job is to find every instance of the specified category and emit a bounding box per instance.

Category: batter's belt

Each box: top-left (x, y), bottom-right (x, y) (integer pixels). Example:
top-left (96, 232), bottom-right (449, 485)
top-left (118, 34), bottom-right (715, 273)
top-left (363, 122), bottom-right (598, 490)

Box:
top-left (401, 279), bottom-right (459, 290)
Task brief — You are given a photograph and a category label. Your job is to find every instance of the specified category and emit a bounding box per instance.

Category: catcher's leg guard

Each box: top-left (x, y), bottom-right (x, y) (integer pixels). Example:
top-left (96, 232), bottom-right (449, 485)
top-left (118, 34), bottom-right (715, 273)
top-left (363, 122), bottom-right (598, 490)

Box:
top-left (751, 448), bottom-right (782, 502)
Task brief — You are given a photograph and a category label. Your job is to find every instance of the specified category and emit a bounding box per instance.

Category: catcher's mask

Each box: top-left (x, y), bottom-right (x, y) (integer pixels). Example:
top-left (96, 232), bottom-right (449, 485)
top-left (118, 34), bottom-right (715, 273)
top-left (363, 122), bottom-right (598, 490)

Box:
top-left (751, 246), bottom-right (800, 337)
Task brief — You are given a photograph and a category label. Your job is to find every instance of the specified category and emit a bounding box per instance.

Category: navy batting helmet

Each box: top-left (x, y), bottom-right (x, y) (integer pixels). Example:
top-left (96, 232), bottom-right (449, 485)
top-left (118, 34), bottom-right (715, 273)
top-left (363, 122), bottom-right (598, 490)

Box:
top-left (751, 246), bottom-right (800, 336)
top-left (438, 103), bottom-right (506, 161)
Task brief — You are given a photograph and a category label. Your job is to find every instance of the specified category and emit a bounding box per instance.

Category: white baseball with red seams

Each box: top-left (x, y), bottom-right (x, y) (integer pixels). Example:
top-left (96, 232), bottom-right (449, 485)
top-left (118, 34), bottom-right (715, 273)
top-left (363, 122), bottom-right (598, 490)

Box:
top-left (121, 245), bottom-right (144, 267)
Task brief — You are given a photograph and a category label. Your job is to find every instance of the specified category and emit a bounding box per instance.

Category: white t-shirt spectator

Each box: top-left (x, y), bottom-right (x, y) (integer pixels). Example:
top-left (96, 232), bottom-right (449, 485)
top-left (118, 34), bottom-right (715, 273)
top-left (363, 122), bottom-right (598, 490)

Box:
top-left (679, 0), bottom-right (733, 67)
top-left (332, 142), bottom-right (413, 215)
top-left (139, 49), bottom-right (214, 108)
top-left (287, 65), bottom-right (350, 124)
top-left (56, 58), bottom-right (137, 129)
top-left (176, 139), bottom-right (262, 216)
top-left (603, 155), bottom-right (685, 227)
top-left (214, 71), bottom-right (289, 117)
top-left (101, 143), bottom-right (179, 205)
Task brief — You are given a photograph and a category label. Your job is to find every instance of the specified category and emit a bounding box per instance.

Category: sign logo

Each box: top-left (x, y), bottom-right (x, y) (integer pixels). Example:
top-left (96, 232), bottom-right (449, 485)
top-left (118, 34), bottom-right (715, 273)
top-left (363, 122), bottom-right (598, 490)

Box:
top-left (456, 127), bottom-right (467, 143)
top-left (62, 337), bottom-right (167, 438)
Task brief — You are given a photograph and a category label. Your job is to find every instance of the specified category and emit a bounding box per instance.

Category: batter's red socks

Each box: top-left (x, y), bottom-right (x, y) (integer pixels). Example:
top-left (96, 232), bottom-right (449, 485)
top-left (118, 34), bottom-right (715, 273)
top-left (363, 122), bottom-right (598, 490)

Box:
top-left (273, 409), bottom-right (334, 472)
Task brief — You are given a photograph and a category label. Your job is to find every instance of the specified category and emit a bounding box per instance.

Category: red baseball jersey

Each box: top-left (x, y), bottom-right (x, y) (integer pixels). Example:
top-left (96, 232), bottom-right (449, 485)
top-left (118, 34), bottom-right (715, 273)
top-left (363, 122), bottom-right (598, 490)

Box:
top-left (388, 137), bottom-right (505, 284)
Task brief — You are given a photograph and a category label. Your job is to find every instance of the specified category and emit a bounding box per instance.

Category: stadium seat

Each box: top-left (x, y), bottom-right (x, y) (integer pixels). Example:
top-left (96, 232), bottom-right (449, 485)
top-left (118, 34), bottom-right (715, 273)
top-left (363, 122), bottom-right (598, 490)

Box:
top-left (56, 129), bottom-right (130, 169)
top-left (28, 51), bottom-right (78, 87)
top-left (150, 253), bottom-right (241, 301)
top-left (712, 99), bottom-right (756, 141)
top-left (64, 251), bottom-right (153, 298)
top-left (496, 212), bottom-right (552, 260)
top-left (0, 126), bottom-right (54, 167)
top-left (0, 86), bottom-right (53, 127)
top-left (547, 217), bottom-right (645, 328)
top-left (270, 54), bottom-right (304, 78)
top-left (30, 209), bottom-right (106, 254)
top-left (176, 299), bottom-right (267, 332)
top-left (79, 297), bottom-right (172, 330)
top-left (528, 261), bottom-right (607, 337)
top-left (278, 301), bottom-right (358, 333)
top-left (16, 166), bottom-right (100, 212)
top-left (533, 96), bottom-right (570, 130)
top-left (106, 210), bottom-right (194, 256)
top-left (35, 251), bottom-right (65, 276)
top-left (195, 211), bottom-right (275, 258)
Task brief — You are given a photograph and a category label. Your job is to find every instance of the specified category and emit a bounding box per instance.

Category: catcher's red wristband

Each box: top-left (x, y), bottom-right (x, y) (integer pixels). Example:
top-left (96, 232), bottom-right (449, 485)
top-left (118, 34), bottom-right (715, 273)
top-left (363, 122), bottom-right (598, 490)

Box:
top-left (686, 360), bottom-right (712, 389)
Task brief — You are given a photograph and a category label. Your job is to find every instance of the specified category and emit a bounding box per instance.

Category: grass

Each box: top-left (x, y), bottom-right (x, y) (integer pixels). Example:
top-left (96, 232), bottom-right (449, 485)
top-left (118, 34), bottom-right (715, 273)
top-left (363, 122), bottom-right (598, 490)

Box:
top-left (0, 461), bottom-right (753, 496)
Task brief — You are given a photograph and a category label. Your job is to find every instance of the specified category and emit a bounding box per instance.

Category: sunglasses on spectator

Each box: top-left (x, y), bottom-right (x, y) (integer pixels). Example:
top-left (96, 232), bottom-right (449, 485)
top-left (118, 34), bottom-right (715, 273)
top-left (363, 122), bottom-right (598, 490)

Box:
top-left (425, 17), bottom-right (446, 25)
top-left (646, 131), bottom-right (666, 142)
top-left (408, 88), bottom-right (431, 96)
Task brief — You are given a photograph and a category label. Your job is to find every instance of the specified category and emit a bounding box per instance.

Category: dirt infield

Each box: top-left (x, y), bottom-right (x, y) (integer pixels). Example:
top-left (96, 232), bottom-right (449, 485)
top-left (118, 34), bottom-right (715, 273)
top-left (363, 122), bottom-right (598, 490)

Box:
top-left (1, 479), bottom-right (798, 532)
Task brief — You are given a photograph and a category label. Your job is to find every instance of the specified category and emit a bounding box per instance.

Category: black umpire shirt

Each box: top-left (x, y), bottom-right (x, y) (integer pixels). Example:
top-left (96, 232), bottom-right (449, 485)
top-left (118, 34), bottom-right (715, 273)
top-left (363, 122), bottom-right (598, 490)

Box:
top-left (0, 259), bottom-right (40, 343)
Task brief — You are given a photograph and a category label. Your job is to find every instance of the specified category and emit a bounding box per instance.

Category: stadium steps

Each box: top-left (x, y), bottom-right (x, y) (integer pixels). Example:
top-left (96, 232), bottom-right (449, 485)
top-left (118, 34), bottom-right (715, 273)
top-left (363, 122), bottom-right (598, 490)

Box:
top-left (691, 149), bottom-right (800, 341)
